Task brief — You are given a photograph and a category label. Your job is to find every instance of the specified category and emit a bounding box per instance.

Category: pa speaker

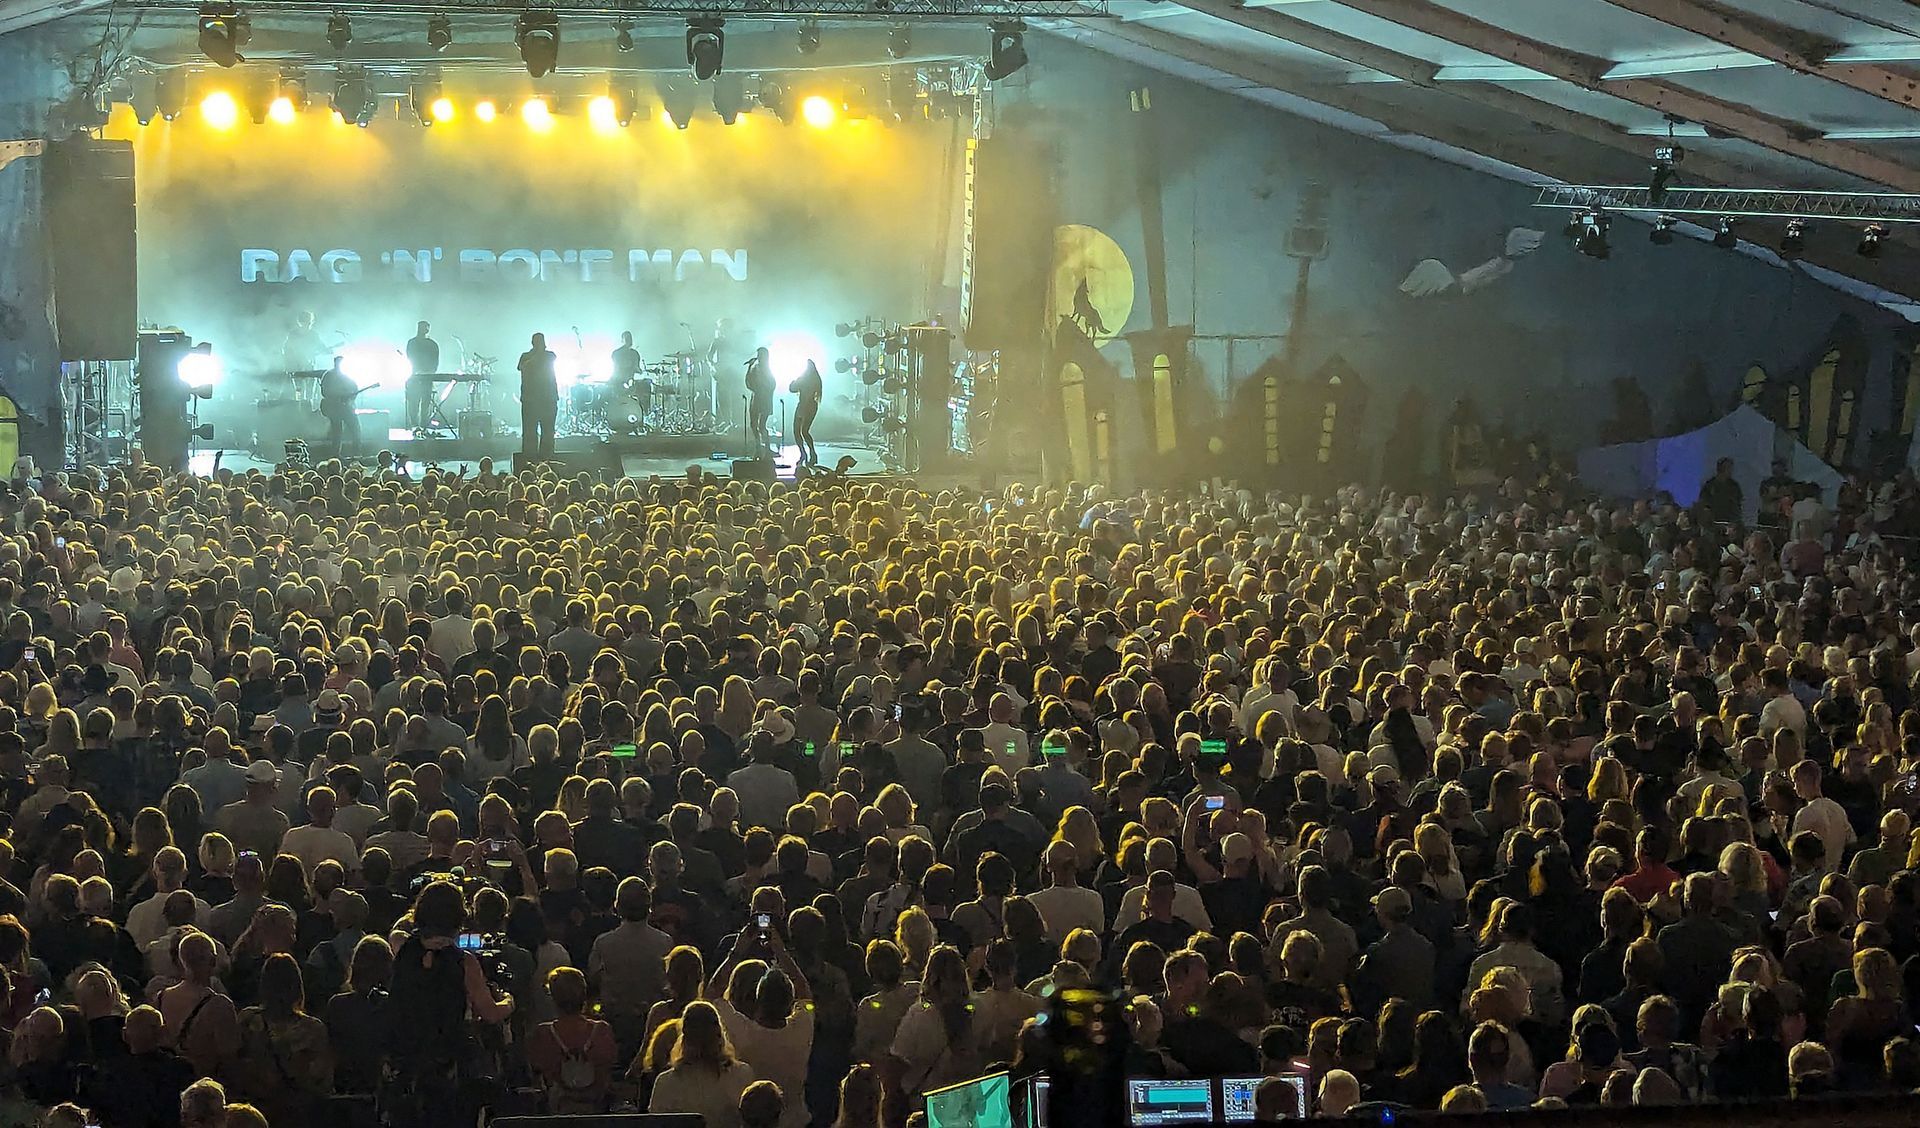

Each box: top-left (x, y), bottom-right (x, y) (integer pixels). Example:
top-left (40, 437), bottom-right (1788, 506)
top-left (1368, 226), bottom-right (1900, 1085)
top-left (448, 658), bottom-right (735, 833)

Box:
top-left (43, 136), bottom-right (136, 362)
top-left (965, 131), bottom-right (1055, 354)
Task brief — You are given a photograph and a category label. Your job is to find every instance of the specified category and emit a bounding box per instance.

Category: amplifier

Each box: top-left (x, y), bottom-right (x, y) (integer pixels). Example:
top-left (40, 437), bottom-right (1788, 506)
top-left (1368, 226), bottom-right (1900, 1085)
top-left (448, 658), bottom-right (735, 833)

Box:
top-left (459, 410), bottom-right (493, 442)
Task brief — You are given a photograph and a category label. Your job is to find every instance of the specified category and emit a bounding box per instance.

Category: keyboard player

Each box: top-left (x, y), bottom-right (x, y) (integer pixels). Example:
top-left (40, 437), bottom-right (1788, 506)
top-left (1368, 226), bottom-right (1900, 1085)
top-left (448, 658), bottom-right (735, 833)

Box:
top-left (405, 321), bottom-right (441, 430)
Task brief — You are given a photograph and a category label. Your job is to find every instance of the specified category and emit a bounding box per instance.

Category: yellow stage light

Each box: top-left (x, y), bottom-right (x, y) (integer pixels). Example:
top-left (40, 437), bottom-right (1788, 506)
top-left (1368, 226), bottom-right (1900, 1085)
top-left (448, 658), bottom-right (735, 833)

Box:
top-left (800, 95), bottom-right (836, 128)
top-left (431, 96), bottom-right (456, 123)
top-left (475, 99), bottom-right (498, 123)
top-left (521, 98), bottom-right (553, 131)
top-left (588, 95), bottom-right (619, 132)
top-left (267, 96), bottom-right (296, 124)
top-left (200, 91), bottom-right (240, 130)
top-left (658, 108), bottom-right (677, 128)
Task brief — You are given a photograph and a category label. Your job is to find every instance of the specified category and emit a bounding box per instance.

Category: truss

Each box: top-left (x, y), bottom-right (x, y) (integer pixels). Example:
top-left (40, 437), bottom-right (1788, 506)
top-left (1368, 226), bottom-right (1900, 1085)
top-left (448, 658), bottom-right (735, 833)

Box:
top-left (116, 0), bottom-right (1102, 15)
top-left (1532, 184), bottom-right (1920, 224)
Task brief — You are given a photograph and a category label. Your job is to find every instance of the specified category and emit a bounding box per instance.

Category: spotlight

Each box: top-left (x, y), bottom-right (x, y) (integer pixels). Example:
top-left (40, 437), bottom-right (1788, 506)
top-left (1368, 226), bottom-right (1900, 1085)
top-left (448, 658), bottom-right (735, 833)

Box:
top-left (861, 367), bottom-right (887, 386)
top-left (1859, 223), bottom-right (1886, 257)
top-left (426, 14), bottom-right (453, 52)
top-left (410, 81), bottom-right (445, 126)
top-left (177, 344), bottom-right (221, 389)
top-left (474, 99), bottom-right (498, 123)
top-left (615, 22), bottom-right (634, 52)
top-left (191, 423), bottom-right (215, 440)
top-left (862, 405), bottom-right (884, 423)
top-left (796, 18), bottom-right (820, 55)
top-left (325, 11), bottom-right (352, 53)
top-left (661, 84), bottom-right (693, 129)
top-left (861, 330), bottom-right (884, 349)
top-left (1780, 219), bottom-right (1807, 260)
top-left (588, 94), bottom-right (619, 131)
top-left (1648, 143), bottom-right (1683, 204)
top-left (516, 11), bottom-right (561, 79)
top-left (888, 23), bottom-right (911, 59)
top-left (985, 20), bottom-right (1027, 81)
top-left (1648, 215), bottom-right (1676, 246)
top-left (332, 70), bottom-right (373, 126)
top-left (521, 97), bottom-right (553, 131)
top-left (155, 71), bottom-right (185, 121)
top-left (1712, 217), bottom-right (1737, 249)
top-left (801, 94), bottom-right (836, 129)
top-left (268, 95), bottom-right (296, 124)
top-left (758, 79), bottom-right (792, 123)
top-left (713, 74), bottom-right (745, 124)
top-left (1573, 209), bottom-right (1609, 259)
top-left (687, 18), bottom-right (725, 81)
top-left (834, 322), bottom-right (855, 338)
top-left (199, 91), bottom-right (239, 130)
top-left (244, 77), bottom-right (275, 124)
top-left (834, 358), bottom-right (853, 373)
top-left (611, 87), bottom-right (639, 126)
top-left (197, 5), bottom-right (249, 68)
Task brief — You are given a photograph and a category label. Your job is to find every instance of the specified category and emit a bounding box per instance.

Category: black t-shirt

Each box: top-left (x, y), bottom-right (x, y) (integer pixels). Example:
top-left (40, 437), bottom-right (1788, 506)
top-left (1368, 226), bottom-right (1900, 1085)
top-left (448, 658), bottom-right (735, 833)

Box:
top-left (407, 335), bottom-right (440, 377)
top-left (517, 349), bottom-right (558, 403)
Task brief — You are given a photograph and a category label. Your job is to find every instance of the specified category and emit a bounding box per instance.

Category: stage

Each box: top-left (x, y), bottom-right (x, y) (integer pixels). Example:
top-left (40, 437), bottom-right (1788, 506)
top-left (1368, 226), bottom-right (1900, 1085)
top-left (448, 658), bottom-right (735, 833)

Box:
top-left (189, 433), bottom-right (890, 481)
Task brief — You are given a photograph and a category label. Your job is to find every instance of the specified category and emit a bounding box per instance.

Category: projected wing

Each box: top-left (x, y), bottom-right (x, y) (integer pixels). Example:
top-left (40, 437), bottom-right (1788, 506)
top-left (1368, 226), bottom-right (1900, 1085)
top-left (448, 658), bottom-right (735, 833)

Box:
top-left (1399, 259), bottom-right (1459, 298)
top-left (1504, 227), bottom-right (1546, 259)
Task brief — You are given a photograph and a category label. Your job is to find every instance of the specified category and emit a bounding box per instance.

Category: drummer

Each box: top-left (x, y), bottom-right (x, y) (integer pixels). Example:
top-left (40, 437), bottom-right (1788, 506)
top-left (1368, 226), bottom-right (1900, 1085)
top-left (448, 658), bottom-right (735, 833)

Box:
top-left (612, 332), bottom-right (649, 415)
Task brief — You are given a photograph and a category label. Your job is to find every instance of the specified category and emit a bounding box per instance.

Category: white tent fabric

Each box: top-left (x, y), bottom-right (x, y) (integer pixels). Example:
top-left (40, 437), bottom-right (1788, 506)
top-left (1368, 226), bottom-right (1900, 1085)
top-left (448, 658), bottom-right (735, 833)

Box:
top-left (1574, 404), bottom-right (1841, 524)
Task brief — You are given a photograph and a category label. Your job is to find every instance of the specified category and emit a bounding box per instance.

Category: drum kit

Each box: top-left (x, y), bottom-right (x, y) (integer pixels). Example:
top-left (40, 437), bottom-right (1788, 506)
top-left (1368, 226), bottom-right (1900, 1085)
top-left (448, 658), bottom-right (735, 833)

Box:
top-left (567, 351), bottom-right (715, 437)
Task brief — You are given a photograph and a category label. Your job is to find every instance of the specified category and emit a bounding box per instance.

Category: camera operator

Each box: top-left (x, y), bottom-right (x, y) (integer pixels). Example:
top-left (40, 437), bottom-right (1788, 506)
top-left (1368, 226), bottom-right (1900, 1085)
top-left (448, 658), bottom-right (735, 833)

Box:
top-left (384, 880), bottom-right (516, 1128)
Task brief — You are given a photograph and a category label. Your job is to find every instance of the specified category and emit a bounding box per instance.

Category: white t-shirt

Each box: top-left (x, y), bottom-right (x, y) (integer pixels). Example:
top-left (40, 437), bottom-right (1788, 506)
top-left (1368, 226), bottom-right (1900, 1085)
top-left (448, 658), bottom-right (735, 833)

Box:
top-left (648, 1061), bottom-right (755, 1128)
top-left (1027, 885), bottom-right (1107, 943)
top-left (728, 1005), bottom-right (814, 1128)
top-left (280, 824), bottom-right (362, 875)
top-left (1793, 796), bottom-right (1856, 871)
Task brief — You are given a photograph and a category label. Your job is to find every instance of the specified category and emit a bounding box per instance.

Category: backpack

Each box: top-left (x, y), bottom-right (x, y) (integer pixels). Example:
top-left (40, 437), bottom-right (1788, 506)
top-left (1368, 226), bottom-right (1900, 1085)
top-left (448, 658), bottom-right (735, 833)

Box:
top-left (555, 1026), bottom-right (596, 1092)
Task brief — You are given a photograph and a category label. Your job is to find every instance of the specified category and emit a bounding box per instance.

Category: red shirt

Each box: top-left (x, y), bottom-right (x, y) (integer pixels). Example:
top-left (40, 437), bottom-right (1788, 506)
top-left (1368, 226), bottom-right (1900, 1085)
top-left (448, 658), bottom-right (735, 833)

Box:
top-left (1611, 860), bottom-right (1680, 903)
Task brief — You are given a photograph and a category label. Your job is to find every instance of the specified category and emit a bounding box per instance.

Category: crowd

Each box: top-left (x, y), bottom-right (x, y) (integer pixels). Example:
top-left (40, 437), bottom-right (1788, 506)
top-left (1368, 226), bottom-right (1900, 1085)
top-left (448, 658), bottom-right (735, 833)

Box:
top-left (0, 451), bottom-right (1914, 1128)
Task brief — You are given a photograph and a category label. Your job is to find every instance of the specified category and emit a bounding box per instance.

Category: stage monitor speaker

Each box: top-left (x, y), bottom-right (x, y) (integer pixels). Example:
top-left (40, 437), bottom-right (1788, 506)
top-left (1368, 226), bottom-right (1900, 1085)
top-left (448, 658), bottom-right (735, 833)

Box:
top-left (354, 409), bottom-right (391, 446)
top-left (966, 131), bottom-right (1056, 354)
top-left (458, 410), bottom-right (493, 442)
top-left (495, 1117), bottom-right (703, 1128)
top-left (43, 136), bottom-right (137, 362)
top-left (731, 457), bottom-right (776, 483)
top-left (513, 447), bottom-right (623, 479)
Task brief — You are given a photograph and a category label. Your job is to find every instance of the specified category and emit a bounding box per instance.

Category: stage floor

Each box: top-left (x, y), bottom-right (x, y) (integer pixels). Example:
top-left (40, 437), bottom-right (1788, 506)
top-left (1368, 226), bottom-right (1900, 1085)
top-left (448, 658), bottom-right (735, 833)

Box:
top-left (188, 438), bottom-right (888, 481)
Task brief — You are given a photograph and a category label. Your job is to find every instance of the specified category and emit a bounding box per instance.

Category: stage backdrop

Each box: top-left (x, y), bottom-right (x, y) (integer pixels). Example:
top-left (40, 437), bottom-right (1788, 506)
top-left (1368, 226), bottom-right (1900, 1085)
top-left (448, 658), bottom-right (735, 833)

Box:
top-left (103, 103), bottom-right (963, 435)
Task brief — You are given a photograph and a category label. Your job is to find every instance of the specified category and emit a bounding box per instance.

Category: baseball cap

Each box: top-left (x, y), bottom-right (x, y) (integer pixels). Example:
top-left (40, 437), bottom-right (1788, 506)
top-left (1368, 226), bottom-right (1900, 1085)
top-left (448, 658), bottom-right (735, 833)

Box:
top-left (1221, 833), bottom-right (1254, 864)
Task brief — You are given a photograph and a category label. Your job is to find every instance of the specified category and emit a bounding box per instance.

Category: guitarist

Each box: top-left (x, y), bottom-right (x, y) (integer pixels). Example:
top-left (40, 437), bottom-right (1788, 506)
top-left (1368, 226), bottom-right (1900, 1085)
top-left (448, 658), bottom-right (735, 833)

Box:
top-left (744, 346), bottom-right (774, 454)
top-left (319, 356), bottom-right (362, 456)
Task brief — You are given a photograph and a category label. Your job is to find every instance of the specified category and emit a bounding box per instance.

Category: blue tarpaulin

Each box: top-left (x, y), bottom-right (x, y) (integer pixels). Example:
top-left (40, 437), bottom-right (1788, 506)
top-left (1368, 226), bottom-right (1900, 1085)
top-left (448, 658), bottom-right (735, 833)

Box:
top-left (1574, 404), bottom-right (1842, 523)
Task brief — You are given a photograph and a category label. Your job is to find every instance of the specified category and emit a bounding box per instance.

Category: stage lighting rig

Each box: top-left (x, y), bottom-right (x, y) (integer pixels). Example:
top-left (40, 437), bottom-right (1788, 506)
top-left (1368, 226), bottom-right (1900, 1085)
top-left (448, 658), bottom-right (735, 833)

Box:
top-left (1648, 215), bottom-right (1676, 246)
top-left (427, 13), bottom-right (453, 51)
top-left (1712, 217), bottom-right (1737, 249)
top-left (1648, 144), bottom-right (1682, 205)
top-left (614, 21), bottom-right (634, 51)
top-left (1860, 224), bottom-right (1886, 258)
top-left (332, 69), bottom-right (374, 126)
top-left (325, 10), bottom-right (352, 52)
top-left (155, 71), bottom-right (185, 121)
top-left (887, 23), bottom-right (911, 58)
top-left (796, 17), bottom-right (819, 55)
top-left (1572, 209), bottom-right (1609, 259)
top-left (1779, 219), bottom-right (1807, 260)
top-left (660, 83), bottom-right (693, 128)
top-left (757, 78), bottom-right (792, 122)
top-left (687, 19), bottom-right (725, 80)
top-left (517, 11), bottom-right (561, 78)
top-left (410, 78), bottom-right (445, 125)
top-left (984, 20), bottom-right (1026, 81)
top-left (197, 5), bottom-right (250, 68)
top-left (713, 74), bottom-right (745, 123)
top-left (611, 85), bottom-right (639, 126)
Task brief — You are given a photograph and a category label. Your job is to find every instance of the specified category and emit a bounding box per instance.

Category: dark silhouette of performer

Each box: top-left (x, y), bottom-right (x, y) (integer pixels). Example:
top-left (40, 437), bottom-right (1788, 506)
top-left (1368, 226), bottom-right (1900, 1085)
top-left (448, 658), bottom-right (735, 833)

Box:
top-left (518, 333), bottom-right (558, 461)
top-left (319, 356), bottom-right (360, 455)
top-left (745, 346), bottom-right (774, 453)
top-left (405, 321), bottom-right (440, 430)
top-left (791, 359), bottom-right (823, 466)
top-left (613, 332), bottom-right (648, 418)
